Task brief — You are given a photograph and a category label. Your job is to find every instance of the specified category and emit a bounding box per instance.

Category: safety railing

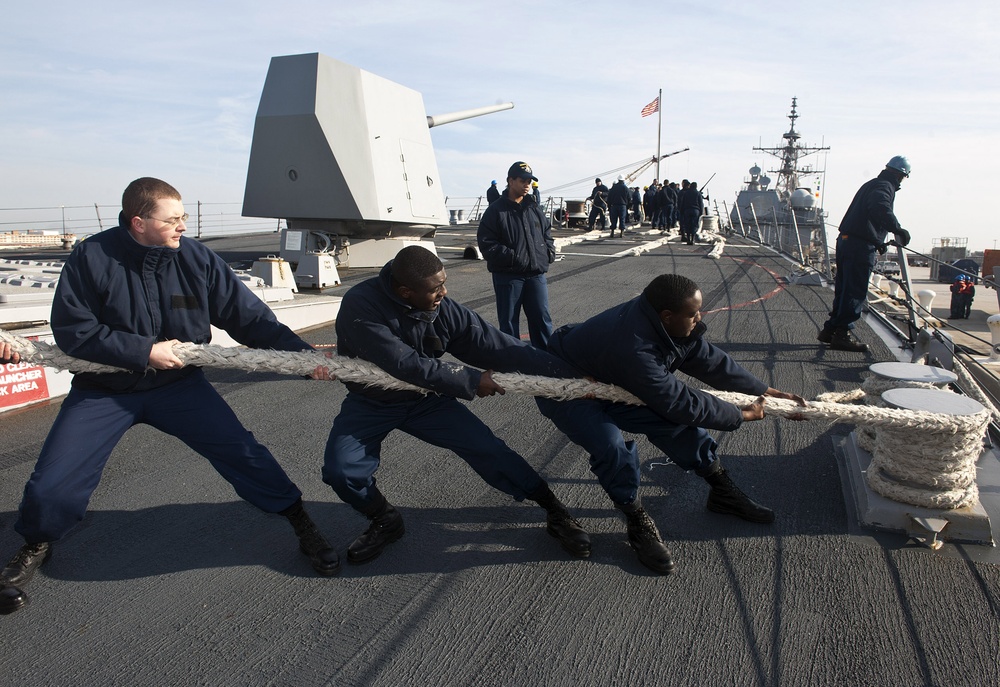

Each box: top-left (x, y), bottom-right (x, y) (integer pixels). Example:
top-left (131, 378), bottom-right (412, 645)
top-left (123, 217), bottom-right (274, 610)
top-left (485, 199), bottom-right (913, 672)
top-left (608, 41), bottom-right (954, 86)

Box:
top-left (0, 202), bottom-right (283, 240)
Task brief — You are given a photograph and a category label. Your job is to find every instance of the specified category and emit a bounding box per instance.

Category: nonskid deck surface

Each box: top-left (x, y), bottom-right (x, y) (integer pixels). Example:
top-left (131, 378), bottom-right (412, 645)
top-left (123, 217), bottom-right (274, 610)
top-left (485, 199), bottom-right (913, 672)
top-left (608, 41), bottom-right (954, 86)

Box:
top-left (1, 229), bottom-right (998, 686)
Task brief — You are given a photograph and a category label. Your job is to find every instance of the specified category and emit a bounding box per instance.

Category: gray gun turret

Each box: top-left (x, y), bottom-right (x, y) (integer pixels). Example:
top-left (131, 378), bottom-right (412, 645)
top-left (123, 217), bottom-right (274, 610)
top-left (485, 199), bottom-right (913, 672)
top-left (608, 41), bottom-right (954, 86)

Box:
top-left (242, 53), bottom-right (512, 270)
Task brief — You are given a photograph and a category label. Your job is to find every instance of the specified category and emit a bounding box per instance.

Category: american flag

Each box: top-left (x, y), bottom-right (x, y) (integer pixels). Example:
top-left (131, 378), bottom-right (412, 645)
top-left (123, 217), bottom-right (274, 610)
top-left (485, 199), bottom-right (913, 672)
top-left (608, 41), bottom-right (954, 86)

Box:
top-left (640, 96), bottom-right (659, 118)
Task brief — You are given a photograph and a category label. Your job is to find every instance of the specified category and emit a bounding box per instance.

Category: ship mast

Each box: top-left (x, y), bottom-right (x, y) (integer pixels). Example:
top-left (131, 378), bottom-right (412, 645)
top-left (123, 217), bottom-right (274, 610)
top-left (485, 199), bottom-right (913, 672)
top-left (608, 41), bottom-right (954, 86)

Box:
top-left (753, 97), bottom-right (829, 200)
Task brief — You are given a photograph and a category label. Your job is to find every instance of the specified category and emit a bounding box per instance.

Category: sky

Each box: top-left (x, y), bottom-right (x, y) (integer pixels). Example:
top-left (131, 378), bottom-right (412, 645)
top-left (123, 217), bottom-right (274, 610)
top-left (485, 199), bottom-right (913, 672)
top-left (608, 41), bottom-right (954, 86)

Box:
top-left (2, 1), bottom-right (999, 254)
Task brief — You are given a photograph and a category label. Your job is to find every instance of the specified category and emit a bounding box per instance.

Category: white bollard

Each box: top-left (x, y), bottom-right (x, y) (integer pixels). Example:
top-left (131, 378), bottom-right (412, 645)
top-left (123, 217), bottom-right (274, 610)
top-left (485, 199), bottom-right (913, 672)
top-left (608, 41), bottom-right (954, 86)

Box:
top-left (888, 282), bottom-right (900, 298)
top-left (988, 314), bottom-right (1000, 361)
top-left (871, 273), bottom-right (883, 290)
top-left (917, 289), bottom-right (937, 326)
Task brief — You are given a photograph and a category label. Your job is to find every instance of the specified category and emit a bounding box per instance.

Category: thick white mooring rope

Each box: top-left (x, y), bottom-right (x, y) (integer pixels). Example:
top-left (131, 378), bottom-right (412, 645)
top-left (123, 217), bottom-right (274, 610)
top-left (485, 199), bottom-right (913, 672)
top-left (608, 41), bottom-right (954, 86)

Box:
top-left (816, 371), bottom-right (990, 509)
top-left (1, 328), bottom-right (990, 510)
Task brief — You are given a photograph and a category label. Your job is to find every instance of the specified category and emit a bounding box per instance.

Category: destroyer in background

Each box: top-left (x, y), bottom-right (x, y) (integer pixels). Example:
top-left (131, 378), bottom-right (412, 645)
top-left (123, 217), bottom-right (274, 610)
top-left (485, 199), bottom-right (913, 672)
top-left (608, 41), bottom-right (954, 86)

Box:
top-left (730, 98), bottom-right (831, 276)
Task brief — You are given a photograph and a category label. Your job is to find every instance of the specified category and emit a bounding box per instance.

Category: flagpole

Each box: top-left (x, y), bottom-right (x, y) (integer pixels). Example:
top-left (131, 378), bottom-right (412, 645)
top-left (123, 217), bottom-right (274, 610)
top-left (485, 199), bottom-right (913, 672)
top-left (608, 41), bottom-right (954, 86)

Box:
top-left (655, 88), bottom-right (662, 181)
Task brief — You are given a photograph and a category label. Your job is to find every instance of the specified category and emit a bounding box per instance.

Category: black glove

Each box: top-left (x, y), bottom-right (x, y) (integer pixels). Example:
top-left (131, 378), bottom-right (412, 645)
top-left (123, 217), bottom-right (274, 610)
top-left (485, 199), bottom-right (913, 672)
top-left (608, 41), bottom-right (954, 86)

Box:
top-left (894, 228), bottom-right (911, 247)
top-left (878, 243), bottom-right (888, 255)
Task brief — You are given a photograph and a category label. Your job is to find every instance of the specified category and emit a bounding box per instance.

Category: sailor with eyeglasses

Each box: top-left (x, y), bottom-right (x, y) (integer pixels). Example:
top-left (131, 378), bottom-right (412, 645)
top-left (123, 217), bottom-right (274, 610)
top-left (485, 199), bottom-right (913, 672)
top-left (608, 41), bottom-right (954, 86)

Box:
top-left (0, 177), bottom-right (339, 615)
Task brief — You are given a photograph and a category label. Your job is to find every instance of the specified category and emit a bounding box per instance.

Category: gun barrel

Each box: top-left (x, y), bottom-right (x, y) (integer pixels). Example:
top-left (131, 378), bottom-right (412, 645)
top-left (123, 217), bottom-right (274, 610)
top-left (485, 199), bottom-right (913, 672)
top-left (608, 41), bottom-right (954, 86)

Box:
top-left (427, 102), bottom-right (514, 128)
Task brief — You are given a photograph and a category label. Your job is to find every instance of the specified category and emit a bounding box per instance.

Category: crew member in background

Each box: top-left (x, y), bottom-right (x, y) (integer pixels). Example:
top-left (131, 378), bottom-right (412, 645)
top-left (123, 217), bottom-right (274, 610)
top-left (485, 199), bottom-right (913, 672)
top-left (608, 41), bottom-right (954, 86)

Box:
top-left (657, 179), bottom-right (677, 234)
top-left (818, 156), bottom-right (911, 352)
top-left (678, 180), bottom-right (704, 244)
top-left (0, 177), bottom-right (339, 616)
top-left (587, 177), bottom-right (609, 231)
top-left (668, 182), bottom-right (680, 228)
top-left (536, 274), bottom-right (806, 575)
top-left (630, 186), bottom-right (643, 226)
top-left (478, 161), bottom-right (557, 348)
top-left (642, 184), bottom-right (656, 226)
top-left (315, 246), bottom-right (590, 564)
top-left (532, 180), bottom-right (541, 205)
top-left (607, 175), bottom-right (631, 238)
top-left (949, 274), bottom-right (975, 319)
top-left (486, 180), bottom-right (500, 204)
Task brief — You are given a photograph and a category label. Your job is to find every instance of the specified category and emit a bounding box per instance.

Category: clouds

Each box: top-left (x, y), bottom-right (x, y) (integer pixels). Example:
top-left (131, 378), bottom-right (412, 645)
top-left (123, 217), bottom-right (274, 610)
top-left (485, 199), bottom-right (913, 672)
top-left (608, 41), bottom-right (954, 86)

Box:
top-left (2, 1), bottom-right (999, 251)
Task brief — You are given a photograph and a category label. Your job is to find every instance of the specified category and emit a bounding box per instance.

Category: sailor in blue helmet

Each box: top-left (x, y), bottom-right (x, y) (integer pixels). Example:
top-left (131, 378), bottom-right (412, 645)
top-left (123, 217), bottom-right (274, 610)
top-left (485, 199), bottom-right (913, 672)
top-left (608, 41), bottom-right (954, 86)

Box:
top-left (0, 178), bottom-right (339, 615)
top-left (536, 274), bottom-right (806, 574)
top-left (950, 273), bottom-right (976, 319)
top-left (819, 156), bottom-right (912, 351)
top-left (314, 245), bottom-right (590, 565)
top-left (950, 274), bottom-right (966, 319)
top-left (486, 179), bottom-right (500, 204)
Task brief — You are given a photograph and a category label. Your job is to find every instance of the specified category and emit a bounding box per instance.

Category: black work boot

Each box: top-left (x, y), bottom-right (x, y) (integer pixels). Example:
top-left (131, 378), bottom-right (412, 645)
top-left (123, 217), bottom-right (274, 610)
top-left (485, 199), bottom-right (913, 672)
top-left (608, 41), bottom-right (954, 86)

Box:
top-left (1, 542), bottom-right (51, 587)
top-left (704, 468), bottom-right (775, 524)
top-left (816, 325), bottom-right (835, 344)
top-left (828, 328), bottom-right (868, 353)
top-left (348, 492), bottom-right (405, 564)
top-left (0, 584), bottom-right (28, 615)
top-left (282, 499), bottom-right (341, 576)
top-left (530, 484), bottom-right (591, 558)
top-left (618, 501), bottom-right (674, 575)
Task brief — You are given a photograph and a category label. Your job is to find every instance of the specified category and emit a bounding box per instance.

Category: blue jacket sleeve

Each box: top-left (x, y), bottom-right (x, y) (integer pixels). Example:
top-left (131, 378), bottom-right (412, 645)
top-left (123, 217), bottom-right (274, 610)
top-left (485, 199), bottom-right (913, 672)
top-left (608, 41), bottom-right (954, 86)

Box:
top-left (865, 182), bottom-right (901, 236)
top-left (442, 304), bottom-right (581, 379)
top-left (477, 205), bottom-right (515, 270)
top-left (206, 251), bottom-right (312, 352)
top-left (677, 339), bottom-right (769, 397)
top-left (625, 344), bottom-right (746, 431)
top-left (338, 296), bottom-right (483, 400)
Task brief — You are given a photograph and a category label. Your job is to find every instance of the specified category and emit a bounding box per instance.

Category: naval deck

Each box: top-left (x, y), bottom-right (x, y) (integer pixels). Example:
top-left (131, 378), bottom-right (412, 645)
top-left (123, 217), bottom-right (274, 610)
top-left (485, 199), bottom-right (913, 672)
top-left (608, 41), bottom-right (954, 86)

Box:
top-left (1, 225), bottom-right (998, 686)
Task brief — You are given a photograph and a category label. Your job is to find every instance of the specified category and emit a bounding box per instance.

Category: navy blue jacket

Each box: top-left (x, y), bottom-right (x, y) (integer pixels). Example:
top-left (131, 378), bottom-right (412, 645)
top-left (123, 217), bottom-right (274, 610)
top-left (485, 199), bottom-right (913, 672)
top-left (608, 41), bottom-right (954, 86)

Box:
top-left (547, 295), bottom-right (768, 431)
top-left (657, 185), bottom-right (677, 210)
top-left (335, 262), bottom-right (580, 403)
top-left (52, 218), bottom-right (311, 393)
top-left (679, 187), bottom-right (704, 214)
top-left (477, 193), bottom-right (555, 276)
top-left (839, 169), bottom-right (902, 247)
top-left (607, 181), bottom-right (630, 207)
top-left (588, 184), bottom-right (609, 210)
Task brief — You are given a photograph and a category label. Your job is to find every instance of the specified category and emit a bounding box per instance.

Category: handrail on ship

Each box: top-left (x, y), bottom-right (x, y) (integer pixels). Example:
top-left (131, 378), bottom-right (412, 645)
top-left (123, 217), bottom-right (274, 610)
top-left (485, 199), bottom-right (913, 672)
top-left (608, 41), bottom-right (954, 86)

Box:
top-left (864, 242), bottom-right (1000, 441)
top-left (718, 207), bottom-right (999, 441)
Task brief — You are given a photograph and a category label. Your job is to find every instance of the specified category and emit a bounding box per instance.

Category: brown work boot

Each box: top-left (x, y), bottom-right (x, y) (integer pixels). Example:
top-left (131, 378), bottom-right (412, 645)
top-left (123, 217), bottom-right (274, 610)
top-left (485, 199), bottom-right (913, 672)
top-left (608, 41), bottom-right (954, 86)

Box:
top-left (828, 328), bottom-right (868, 352)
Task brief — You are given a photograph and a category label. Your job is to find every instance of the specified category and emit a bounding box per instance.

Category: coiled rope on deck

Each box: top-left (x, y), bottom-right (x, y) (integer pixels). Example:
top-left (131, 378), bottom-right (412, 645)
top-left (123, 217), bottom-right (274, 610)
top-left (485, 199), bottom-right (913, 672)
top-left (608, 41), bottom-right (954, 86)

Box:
top-left (1, 329), bottom-right (990, 509)
top-left (815, 370), bottom-right (991, 509)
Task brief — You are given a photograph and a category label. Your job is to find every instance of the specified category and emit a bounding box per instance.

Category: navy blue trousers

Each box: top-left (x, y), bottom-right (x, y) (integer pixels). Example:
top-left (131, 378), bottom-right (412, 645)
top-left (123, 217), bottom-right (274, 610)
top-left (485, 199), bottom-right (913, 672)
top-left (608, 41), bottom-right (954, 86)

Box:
top-left (14, 370), bottom-right (302, 544)
top-left (609, 204), bottom-right (628, 233)
top-left (825, 234), bottom-right (877, 330)
top-left (491, 272), bottom-right (553, 349)
top-left (536, 397), bottom-right (719, 505)
top-left (322, 393), bottom-right (545, 511)
top-left (680, 208), bottom-right (701, 240)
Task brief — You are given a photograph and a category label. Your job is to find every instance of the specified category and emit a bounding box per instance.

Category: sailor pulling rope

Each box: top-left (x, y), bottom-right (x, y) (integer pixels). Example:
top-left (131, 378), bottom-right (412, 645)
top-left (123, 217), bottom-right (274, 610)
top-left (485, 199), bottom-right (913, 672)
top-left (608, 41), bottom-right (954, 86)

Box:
top-left (1, 328), bottom-right (990, 509)
top-left (1, 327), bottom-right (987, 433)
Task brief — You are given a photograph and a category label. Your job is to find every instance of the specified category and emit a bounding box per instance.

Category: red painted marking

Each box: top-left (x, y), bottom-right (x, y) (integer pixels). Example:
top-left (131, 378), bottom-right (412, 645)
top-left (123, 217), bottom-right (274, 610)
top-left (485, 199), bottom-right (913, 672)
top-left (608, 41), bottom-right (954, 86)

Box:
top-left (0, 361), bottom-right (50, 409)
top-left (702, 257), bottom-right (787, 315)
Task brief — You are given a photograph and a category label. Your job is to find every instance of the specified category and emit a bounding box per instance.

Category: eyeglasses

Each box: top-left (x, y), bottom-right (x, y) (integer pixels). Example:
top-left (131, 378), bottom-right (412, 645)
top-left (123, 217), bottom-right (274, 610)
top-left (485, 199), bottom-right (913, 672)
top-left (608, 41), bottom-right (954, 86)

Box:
top-left (146, 213), bottom-right (189, 227)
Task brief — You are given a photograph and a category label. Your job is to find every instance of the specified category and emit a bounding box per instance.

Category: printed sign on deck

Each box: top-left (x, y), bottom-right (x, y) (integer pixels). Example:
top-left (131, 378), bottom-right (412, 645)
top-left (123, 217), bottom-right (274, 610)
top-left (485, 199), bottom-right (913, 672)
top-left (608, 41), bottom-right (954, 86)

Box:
top-left (0, 360), bottom-right (50, 408)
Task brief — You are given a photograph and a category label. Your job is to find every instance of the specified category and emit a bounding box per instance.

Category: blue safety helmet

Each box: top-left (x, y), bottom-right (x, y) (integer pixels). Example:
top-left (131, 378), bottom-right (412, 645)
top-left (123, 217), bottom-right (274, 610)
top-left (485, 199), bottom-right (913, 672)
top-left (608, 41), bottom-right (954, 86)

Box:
top-left (886, 156), bottom-right (911, 177)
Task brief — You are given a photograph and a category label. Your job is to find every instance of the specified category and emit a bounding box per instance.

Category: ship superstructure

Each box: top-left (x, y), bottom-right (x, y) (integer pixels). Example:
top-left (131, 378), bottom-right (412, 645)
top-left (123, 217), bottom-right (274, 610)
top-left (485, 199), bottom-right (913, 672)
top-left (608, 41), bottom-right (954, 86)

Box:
top-left (730, 97), bottom-right (831, 275)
